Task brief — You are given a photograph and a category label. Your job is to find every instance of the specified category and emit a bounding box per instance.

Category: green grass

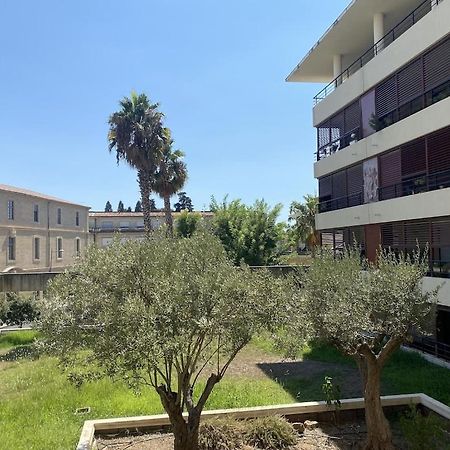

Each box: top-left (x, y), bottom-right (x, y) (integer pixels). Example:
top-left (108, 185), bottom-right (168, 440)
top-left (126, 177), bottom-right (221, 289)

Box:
top-left (0, 330), bottom-right (39, 351)
top-left (2, 334), bottom-right (450, 449)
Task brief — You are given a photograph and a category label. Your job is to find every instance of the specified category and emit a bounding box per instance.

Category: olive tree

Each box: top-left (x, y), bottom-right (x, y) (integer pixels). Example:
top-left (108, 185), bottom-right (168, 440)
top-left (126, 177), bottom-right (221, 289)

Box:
top-left (39, 233), bottom-right (294, 450)
top-left (282, 248), bottom-right (437, 450)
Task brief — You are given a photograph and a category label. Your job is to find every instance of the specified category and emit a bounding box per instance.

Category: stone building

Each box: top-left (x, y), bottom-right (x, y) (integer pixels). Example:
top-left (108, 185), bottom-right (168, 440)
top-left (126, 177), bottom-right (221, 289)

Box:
top-left (0, 184), bottom-right (90, 272)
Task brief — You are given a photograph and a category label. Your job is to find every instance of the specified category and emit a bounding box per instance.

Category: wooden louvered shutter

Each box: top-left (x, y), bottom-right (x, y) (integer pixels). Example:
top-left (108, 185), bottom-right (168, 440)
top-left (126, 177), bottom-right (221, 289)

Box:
top-left (344, 101), bottom-right (360, 134)
top-left (401, 139), bottom-right (426, 176)
top-left (428, 127), bottom-right (450, 173)
top-left (424, 38), bottom-right (450, 91)
top-left (332, 170), bottom-right (347, 208)
top-left (397, 58), bottom-right (423, 105)
top-left (381, 223), bottom-right (403, 248)
top-left (347, 164), bottom-right (363, 206)
top-left (330, 111), bottom-right (345, 143)
top-left (432, 220), bottom-right (450, 247)
top-left (379, 150), bottom-right (401, 200)
top-left (376, 75), bottom-right (397, 117)
top-left (319, 176), bottom-right (332, 200)
top-left (317, 121), bottom-right (330, 149)
top-left (404, 221), bottom-right (429, 249)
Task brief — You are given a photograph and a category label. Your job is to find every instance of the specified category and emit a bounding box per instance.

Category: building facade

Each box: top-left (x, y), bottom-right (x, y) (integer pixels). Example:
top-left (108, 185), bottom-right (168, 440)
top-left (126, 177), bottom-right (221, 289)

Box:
top-left (0, 185), bottom-right (90, 272)
top-left (89, 211), bottom-right (214, 247)
top-left (288, 0), bottom-right (450, 347)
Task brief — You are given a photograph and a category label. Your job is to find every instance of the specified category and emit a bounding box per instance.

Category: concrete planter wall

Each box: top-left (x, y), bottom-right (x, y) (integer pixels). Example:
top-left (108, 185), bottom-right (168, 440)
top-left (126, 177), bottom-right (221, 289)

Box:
top-left (77, 393), bottom-right (450, 450)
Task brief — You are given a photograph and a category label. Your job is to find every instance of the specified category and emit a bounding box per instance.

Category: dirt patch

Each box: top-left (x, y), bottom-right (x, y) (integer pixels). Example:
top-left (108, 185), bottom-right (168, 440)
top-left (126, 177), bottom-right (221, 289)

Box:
top-left (96, 420), bottom-right (408, 449)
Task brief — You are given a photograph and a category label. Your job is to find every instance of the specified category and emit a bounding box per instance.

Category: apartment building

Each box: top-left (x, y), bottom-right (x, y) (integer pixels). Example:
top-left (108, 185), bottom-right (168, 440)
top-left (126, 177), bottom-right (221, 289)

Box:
top-left (288, 0), bottom-right (450, 349)
top-left (0, 184), bottom-right (90, 272)
top-left (89, 211), bottom-right (214, 246)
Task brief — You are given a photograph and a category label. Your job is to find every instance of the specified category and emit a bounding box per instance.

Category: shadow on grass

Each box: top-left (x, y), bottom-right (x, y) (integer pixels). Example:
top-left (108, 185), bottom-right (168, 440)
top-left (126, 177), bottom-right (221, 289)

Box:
top-left (257, 359), bottom-right (363, 402)
top-left (0, 344), bottom-right (40, 362)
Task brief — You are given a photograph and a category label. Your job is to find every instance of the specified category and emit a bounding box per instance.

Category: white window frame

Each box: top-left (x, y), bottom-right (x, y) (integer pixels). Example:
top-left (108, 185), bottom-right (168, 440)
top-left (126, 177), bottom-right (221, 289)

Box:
top-left (7, 200), bottom-right (14, 220)
top-left (56, 237), bottom-right (63, 259)
top-left (7, 236), bottom-right (16, 261)
top-left (57, 208), bottom-right (62, 225)
top-left (33, 236), bottom-right (41, 261)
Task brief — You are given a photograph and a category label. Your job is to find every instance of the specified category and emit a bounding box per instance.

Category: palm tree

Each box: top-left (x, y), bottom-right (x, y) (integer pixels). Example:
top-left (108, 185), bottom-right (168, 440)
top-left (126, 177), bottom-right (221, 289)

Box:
top-left (288, 195), bottom-right (318, 255)
top-left (151, 129), bottom-right (187, 237)
top-left (108, 92), bottom-right (164, 234)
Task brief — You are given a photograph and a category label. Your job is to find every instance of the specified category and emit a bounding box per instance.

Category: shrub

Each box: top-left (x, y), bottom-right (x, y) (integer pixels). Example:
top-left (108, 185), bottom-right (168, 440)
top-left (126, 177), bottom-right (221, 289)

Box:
top-left (199, 418), bottom-right (243, 450)
top-left (245, 416), bottom-right (297, 450)
top-left (400, 405), bottom-right (450, 450)
top-left (0, 293), bottom-right (40, 326)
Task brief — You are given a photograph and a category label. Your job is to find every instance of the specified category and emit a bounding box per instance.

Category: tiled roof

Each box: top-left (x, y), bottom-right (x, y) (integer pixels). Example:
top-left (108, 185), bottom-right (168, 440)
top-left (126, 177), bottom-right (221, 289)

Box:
top-left (89, 211), bottom-right (214, 217)
top-left (0, 184), bottom-right (90, 208)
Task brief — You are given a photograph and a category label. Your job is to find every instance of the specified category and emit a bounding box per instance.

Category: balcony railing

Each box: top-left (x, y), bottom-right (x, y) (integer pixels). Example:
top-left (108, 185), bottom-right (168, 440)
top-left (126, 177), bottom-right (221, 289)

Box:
top-left (318, 192), bottom-right (363, 213)
top-left (379, 168), bottom-right (450, 201)
top-left (313, 0), bottom-right (443, 105)
top-left (408, 334), bottom-right (450, 361)
top-left (316, 127), bottom-right (360, 161)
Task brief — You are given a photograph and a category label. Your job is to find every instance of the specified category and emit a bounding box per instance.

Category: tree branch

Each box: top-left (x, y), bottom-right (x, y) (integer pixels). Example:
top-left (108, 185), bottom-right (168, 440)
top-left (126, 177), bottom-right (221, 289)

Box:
top-left (377, 335), bottom-right (404, 367)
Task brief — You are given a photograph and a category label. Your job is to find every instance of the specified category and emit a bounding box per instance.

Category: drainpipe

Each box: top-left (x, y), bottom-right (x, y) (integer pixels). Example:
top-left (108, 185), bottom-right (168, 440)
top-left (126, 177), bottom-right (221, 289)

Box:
top-left (373, 13), bottom-right (385, 53)
top-left (333, 54), bottom-right (343, 86)
top-left (47, 201), bottom-right (51, 272)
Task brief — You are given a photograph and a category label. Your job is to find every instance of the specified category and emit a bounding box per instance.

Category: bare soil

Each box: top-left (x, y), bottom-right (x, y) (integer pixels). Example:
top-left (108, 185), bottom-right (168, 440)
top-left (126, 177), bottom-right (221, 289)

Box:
top-left (96, 420), bottom-right (408, 449)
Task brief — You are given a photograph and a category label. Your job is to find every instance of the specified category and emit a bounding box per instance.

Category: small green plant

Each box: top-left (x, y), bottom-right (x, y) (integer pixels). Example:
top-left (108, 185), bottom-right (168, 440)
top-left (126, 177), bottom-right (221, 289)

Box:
top-left (245, 415), bottom-right (297, 450)
top-left (199, 418), bottom-right (243, 450)
top-left (400, 405), bottom-right (450, 450)
top-left (322, 376), bottom-right (341, 409)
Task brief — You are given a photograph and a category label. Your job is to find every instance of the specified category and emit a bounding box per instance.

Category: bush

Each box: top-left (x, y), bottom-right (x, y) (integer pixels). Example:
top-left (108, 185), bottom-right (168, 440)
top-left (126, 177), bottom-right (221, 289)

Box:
top-left (0, 293), bottom-right (40, 326)
top-left (199, 418), bottom-right (243, 450)
top-left (245, 416), bottom-right (297, 450)
top-left (400, 405), bottom-right (450, 450)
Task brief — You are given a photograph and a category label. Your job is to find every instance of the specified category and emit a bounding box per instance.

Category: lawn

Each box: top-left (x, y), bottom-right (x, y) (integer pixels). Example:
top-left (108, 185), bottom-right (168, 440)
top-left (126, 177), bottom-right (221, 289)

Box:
top-left (1, 331), bottom-right (450, 449)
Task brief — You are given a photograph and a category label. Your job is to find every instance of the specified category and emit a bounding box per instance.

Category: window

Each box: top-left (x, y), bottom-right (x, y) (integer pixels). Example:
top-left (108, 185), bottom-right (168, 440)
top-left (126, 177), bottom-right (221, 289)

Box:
top-left (8, 237), bottom-right (16, 261)
top-left (7, 200), bottom-right (14, 220)
top-left (56, 237), bottom-right (63, 259)
top-left (34, 237), bottom-right (40, 260)
top-left (75, 237), bottom-right (81, 257)
top-left (75, 211), bottom-right (80, 226)
top-left (57, 208), bottom-right (62, 225)
top-left (33, 204), bottom-right (39, 223)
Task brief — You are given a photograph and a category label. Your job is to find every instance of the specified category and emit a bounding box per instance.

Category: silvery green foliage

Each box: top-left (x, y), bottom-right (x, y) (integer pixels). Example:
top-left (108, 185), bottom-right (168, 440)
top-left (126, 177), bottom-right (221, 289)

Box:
top-left (298, 247), bottom-right (437, 358)
top-left (39, 232), bottom-right (294, 405)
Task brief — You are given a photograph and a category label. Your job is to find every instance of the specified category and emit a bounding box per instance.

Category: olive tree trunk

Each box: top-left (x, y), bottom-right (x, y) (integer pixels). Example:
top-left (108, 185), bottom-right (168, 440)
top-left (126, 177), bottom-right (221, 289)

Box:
top-left (163, 195), bottom-right (174, 237)
top-left (359, 358), bottom-right (395, 450)
top-left (138, 170), bottom-right (152, 234)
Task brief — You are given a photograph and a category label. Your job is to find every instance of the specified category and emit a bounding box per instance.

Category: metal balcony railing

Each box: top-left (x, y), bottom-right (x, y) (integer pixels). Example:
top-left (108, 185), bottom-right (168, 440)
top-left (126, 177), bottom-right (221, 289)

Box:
top-left (408, 334), bottom-right (450, 361)
top-left (313, 0), bottom-right (443, 105)
top-left (318, 192), bottom-right (364, 213)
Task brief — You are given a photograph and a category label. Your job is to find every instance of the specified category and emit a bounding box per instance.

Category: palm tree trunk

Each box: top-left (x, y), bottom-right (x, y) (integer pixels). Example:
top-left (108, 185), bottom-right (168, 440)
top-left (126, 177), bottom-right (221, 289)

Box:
top-left (138, 170), bottom-right (152, 235)
top-left (163, 195), bottom-right (174, 237)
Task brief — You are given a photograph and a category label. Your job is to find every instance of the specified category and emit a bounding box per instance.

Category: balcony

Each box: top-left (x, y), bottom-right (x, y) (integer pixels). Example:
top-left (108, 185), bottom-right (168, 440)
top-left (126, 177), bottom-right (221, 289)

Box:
top-left (313, 0), bottom-right (442, 105)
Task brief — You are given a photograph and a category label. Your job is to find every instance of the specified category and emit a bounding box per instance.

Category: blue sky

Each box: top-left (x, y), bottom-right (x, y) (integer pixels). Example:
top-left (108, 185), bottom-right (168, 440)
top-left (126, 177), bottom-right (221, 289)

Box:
top-left (0, 0), bottom-right (347, 219)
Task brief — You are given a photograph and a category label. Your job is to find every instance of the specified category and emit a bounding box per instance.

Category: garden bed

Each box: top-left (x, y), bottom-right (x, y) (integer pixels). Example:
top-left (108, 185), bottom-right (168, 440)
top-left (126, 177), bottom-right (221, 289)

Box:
top-left (78, 393), bottom-right (450, 450)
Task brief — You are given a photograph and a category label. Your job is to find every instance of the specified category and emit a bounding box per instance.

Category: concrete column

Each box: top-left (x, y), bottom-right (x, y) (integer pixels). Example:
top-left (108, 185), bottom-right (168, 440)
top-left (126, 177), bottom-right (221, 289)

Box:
top-left (373, 12), bottom-right (385, 53)
top-left (333, 54), bottom-right (342, 86)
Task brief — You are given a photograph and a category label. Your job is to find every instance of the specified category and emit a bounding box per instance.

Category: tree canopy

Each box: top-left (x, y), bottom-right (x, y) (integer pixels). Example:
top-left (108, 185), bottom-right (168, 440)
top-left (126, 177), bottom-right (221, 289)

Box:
top-left (288, 195), bottom-right (318, 253)
top-left (39, 233), bottom-right (293, 450)
top-left (174, 192), bottom-right (194, 212)
top-left (104, 201), bottom-right (113, 212)
top-left (282, 247), bottom-right (437, 450)
top-left (175, 211), bottom-right (202, 238)
top-left (210, 197), bottom-right (284, 266)
top-left (117, 200), bottom-right (125, 212)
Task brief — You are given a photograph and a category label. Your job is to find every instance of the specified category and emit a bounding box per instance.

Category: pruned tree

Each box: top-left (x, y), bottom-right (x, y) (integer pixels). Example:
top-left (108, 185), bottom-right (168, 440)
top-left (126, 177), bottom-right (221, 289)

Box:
top-left (149, 198), bottom-right (157, 211)
top-left (135, 200), bottom-right (142, 212)
top-left (174, 192), bottom-right (194, 212)
top-left (104, 201), bottom-right (113, 212)
top-left (210, 197), bottom-right (284, 266)
top-left (117, 200), bottom-right (125, 212)
top-left (175, 211), bottom-right (202, 238)
top-left (282, 247), bottom-right (437, 450)
top-left (126, 206), bottom-right (132, 212)
top-left (38, 233), bottom-right (292, 450)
